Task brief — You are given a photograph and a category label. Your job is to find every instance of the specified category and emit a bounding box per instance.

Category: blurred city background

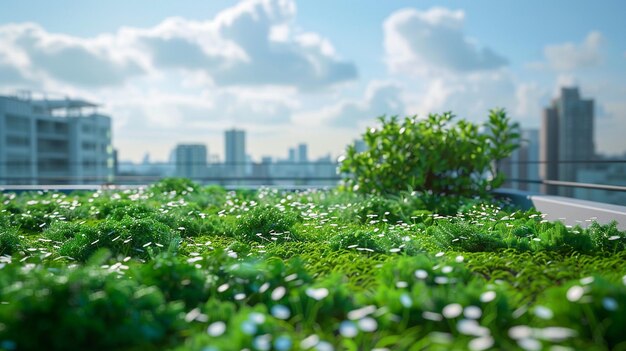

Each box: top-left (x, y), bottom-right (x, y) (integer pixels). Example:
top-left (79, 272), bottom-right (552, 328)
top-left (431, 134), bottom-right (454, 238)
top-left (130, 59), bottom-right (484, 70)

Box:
top-left (0, 0), bottom-right (625, 205)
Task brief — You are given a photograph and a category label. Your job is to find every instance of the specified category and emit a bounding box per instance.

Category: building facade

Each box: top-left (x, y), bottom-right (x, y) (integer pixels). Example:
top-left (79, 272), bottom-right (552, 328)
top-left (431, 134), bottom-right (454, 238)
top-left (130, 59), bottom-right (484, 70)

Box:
top-left (540, 87), bottom-right (595, 196)
top-left (502, 129), bottom-right (540, 192)
top-left (224, 129), bottom-right (246, 178)
top-left (0, 93), bottom-right (114, 185)
top-left (175, 144), bottom-right (207, 180)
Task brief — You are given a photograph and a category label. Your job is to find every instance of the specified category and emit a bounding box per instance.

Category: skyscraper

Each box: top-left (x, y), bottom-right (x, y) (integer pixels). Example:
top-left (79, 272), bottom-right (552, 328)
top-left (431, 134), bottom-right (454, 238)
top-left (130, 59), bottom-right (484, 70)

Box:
top-left (297, 143), bottom-right (308, 163)
top-left (540, 87), bottom-right (595, 196)
top-left (174, 144), bottom-right (207, 180)
top-left (224, 129), bottom-right (246, 177)
top-left (501, 129), bottom-right (540, 192)
top-left (288, 147), bottom-right (296, 163)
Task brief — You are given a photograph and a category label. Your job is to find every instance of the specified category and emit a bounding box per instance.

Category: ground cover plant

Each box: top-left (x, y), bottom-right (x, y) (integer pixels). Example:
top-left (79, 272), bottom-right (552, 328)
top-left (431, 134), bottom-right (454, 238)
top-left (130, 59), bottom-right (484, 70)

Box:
top-left (1, 178), bottom-right (626, 350)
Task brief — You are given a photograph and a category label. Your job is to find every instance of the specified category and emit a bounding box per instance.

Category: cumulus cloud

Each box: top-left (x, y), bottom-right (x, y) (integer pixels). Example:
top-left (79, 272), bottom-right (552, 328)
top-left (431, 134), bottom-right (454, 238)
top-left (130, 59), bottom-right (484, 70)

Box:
top-left (0, 23), bottom-right (144, 87)
top-left (209, 0), bottom-right (357, 88)
top-left (140, 37), bottom-right (223, 70)
top-left (0, 62), bottom-right (26, 83)
top-left (514, 83), bottom-right (550, 122)
top-left (544, 31), bottom-right (604, 71)
top-left (384, 7), bottom-right (507, 76)
top-left (406, 71), bottom-right (518, 121)
top-left (295, 81), bottom-right (405, 128)
top-left (0, 0), bottom-right (356, 90)
top-left (110, 86), bottom-right (295, 134)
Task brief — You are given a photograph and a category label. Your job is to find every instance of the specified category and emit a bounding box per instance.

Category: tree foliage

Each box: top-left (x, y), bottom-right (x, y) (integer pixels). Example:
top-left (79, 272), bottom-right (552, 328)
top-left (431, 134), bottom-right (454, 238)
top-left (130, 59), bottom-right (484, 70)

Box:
top-left (339, 109), bottom-right (520, 197)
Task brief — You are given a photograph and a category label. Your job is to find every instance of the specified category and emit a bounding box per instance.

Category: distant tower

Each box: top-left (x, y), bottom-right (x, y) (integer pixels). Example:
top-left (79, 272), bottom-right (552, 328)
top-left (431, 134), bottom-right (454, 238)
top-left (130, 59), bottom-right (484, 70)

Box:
top-left (224, 129), bottom-right (246, 177)
top-left (297, 143), bottom-right (308, 163)
top-left (354, 139), bottom-right (367, 153)
top-left (540, 87), bottom-right (595, 196)
top-left (175, 144), bottom-right (207, 180)
top-left (502, 129), bottom-right (539, 192)
top-left (288, 148), bottom-right (296, 163)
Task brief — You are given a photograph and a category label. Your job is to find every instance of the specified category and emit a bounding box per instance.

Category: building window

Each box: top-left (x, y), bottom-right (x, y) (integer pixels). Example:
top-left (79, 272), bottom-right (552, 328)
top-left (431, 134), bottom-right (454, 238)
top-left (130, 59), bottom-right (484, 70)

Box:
top-left (6, 135), bottom-right (30, 147)
top-left (6, 115), bottom-right (30, 132)
top-left (82, 142), bottom-right (97, 151)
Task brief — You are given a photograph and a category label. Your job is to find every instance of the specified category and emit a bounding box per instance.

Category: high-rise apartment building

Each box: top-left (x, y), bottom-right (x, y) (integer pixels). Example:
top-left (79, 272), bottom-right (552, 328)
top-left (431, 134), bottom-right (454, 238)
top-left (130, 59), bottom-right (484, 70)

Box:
top-left (175, 144), bottom-right (207, 180)
top-left (0, 92), bottom-right (113, 185)
top-left (540, 87), bottom-right (595, 196)
top-left (501, 129), bottom-right (540, 192)
top-left (224, 129), bottom-right (246, 177)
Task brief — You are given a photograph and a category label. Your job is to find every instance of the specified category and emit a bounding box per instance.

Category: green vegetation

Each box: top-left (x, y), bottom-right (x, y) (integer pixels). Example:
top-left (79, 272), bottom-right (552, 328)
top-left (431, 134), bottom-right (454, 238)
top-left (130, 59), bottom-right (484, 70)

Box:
top-left (0, 178), bottom-right (625, 350)
top-left (340, 109), bottom-right (520, 198)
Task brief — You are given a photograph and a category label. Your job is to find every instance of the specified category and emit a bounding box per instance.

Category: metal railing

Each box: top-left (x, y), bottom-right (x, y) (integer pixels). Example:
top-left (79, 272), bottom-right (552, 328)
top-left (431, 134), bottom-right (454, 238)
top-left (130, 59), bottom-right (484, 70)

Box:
top-left (0, 161), bottom-right (342, 187)
top-left (1, 159), bottom-right (624, 194)
top-left (506, 178), bottom-right (626, 192)
top-left (499, 158), bottom-right (626, 207)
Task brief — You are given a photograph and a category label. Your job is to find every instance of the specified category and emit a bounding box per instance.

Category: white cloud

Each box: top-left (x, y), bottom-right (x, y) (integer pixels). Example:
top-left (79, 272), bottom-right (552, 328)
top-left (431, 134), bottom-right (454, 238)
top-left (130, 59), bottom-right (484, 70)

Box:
top-left (295, 81), bottom-right (406, 128)
top-left (0, 0), bottom-right (357, 90)
top-left (0, 62), bottom-right (27, 84)
top-left (515, 83), bottom-right (549, 122)
top-left (0, 23), bottom-right (144, 87)
top-left (110, 86), bottom-right (295, 133)
top-left (405, 71), bottom-right (520, 123)
top-left (383, 7), bottom-right (507, 76)
top-left (543, 31), bottom-right (604, 71)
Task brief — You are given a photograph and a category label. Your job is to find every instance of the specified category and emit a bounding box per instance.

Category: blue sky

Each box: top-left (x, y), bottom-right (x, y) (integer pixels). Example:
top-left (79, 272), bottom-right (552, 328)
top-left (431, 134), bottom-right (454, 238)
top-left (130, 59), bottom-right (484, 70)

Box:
top-left (1, 0), bottom-right (625, 161)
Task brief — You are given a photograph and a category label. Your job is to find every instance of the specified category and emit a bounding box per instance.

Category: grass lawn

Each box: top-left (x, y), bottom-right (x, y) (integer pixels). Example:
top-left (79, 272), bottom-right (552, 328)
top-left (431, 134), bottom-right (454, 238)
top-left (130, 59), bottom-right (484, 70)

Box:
top-left (1, 179), bottom-right (625, 350)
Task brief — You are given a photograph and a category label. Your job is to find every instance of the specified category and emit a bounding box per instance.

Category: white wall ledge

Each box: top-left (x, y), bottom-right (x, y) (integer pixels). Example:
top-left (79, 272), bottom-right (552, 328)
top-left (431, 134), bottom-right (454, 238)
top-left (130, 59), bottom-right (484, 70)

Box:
top-left (495, 188), bottom-right (626, 230)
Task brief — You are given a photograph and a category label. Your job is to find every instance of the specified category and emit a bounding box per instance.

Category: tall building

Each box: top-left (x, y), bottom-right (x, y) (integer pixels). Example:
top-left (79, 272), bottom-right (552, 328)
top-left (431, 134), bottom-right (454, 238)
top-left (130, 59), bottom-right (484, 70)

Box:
top-left (174, 144), bottom-right (207, 180)
top-left (288, 147), bottom-right (296, 163)
top-left (501, 129), bottom-right (540, 192)
top-left (0, 92), bottom-right (113, 185)
top-left (297, 143), bottom-right (308, 163)
top-left (540, 87), bottom-right (595, 196)
top-left (224, 129), bottom-right (246, 177)
top-left (353, 139), bottom-right (367, 153)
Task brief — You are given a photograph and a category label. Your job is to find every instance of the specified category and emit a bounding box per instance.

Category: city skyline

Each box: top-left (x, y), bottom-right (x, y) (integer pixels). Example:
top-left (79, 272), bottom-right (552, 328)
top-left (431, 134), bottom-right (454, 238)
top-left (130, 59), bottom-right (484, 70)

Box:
top-left (1, 1), bottom-right (625, 162)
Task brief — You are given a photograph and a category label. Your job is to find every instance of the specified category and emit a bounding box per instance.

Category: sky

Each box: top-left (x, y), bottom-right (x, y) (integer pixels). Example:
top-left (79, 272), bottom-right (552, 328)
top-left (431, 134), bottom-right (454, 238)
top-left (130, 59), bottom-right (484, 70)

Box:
top-left (1, 0), bottom-right (625, 162)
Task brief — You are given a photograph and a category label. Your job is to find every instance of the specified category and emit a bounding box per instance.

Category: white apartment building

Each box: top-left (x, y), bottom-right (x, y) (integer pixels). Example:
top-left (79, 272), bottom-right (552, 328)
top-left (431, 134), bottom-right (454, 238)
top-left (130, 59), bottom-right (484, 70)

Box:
top-left (0, 92), bottom-right (114, 185)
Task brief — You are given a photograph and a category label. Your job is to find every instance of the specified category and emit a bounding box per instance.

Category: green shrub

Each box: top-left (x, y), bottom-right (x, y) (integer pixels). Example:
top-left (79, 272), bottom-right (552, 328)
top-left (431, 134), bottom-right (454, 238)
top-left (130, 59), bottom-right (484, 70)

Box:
top-left (57, 217), bottom-right (177, 261)
top-left (540, 277), bottom-right (626, 349)
top-left (340, 109), bottom-right (520, 197)
top-left (44, 221), bottom-right (85, 242)
top-left (587, 222), bottom-right (625, 253)
top-left (329, 229), bottom-right (383, 253)
top-left (0, 260), bottom-right (185, 350)
top-left (233, 205), bottom-right (299, 243)
top-left (150, 178), bottom-right (199, 195)
top-left (329, 228), bottom-right (421, 255)
top-left (536, 222), bottom-right (593, 253)
top-left (430, 221), bottom-right (507, 252)
top-left (355, 195), bottom-right (406, 223)
top-left (106, 201), bottom-right (157, 220)
top-left (0, 227), bottom-right (21, 255)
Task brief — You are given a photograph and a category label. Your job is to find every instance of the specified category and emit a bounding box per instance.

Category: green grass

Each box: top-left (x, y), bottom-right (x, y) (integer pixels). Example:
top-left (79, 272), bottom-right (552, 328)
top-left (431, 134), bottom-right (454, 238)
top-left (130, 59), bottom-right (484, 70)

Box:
top-left (0, 179), bottom-right (625, 350)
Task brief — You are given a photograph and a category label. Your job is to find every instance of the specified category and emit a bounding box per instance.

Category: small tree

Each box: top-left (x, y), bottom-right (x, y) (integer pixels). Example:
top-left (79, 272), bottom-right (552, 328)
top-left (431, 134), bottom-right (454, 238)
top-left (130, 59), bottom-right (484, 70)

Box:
top-left (339, 108), bottom-right (520, 197)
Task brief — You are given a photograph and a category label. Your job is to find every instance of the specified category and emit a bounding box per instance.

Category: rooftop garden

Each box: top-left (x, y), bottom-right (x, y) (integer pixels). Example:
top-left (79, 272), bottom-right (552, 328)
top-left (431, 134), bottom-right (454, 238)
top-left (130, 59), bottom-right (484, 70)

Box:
top-left (1, 111), bottom-right (625, 351)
